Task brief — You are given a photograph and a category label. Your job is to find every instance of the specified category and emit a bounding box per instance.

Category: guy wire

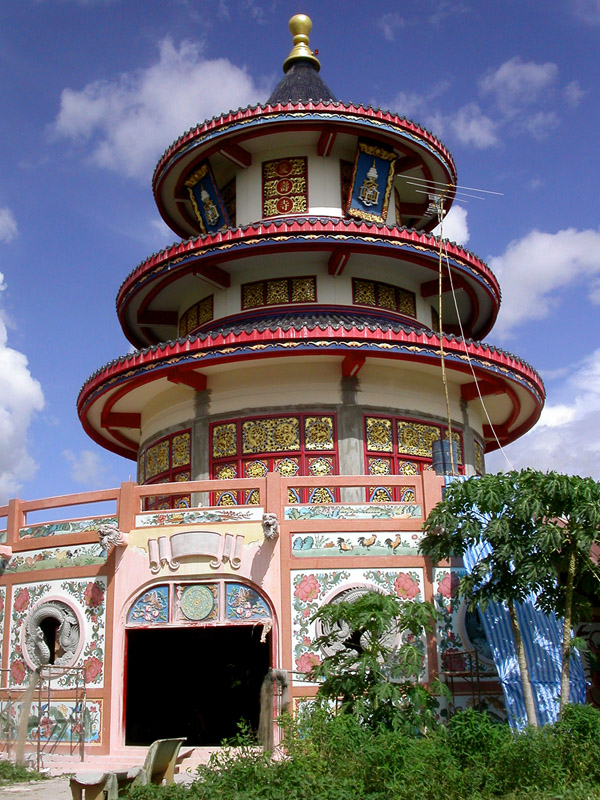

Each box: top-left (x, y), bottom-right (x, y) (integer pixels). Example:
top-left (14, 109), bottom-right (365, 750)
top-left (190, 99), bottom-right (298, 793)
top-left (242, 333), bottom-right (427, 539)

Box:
top-left (436, 201), bottom-right (456, 475)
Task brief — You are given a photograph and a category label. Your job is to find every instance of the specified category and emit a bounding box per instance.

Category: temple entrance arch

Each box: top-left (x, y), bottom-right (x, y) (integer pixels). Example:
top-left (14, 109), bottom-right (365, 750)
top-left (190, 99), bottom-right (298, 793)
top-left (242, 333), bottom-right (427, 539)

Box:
top-left (124, 580), bottom-right (274, 746)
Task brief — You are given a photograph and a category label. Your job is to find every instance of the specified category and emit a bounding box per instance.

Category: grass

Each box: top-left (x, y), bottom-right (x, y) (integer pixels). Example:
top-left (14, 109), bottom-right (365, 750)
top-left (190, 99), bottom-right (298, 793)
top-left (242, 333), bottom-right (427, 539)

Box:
top-left (0, 759), bottom-right (46, 785)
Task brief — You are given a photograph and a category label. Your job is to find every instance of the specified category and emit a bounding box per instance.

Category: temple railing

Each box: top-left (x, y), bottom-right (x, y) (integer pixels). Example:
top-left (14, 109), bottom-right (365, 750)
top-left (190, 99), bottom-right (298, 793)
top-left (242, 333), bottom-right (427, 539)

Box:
top-left (0, 471), bottom-right (445, 544)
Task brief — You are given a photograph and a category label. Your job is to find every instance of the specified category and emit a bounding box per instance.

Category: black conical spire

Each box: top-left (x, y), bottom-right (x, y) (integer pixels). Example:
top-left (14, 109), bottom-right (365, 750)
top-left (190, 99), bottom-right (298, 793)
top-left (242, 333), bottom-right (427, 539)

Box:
top-left (267, 14), bottom-right (337, 105)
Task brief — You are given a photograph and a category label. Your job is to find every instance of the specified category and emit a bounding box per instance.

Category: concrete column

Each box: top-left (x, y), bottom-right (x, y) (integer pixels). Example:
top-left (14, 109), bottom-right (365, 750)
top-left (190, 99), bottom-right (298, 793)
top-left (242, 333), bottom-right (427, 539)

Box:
top-left (337, 376), bottom-right (364, 503)
top-left (192, 389), bottom-right (211, 505)
top-left (460, 399), bottom-right (477, 477)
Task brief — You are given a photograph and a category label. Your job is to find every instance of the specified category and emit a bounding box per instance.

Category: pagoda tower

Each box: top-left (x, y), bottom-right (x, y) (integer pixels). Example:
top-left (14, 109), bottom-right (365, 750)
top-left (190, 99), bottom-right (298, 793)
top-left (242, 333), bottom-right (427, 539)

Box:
top-left (0, 14), bottom-right (550, 761)
top-left (78, 14), bottom-right (544, 500)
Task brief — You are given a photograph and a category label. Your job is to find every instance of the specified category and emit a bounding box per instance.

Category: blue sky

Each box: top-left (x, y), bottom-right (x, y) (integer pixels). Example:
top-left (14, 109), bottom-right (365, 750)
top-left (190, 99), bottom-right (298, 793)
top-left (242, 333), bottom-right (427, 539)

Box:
top-left (0, 0), bottom-right (599, 503)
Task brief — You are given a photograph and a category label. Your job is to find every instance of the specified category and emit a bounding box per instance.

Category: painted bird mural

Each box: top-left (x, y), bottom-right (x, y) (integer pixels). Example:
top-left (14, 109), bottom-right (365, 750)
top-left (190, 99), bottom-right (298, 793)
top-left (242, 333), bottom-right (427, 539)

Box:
top-left (337, 537), bottom-right (354, 552)
top-left (358, 534), bottom-right (377, 549)
top-left (384, 534), bottom-right (403, 552)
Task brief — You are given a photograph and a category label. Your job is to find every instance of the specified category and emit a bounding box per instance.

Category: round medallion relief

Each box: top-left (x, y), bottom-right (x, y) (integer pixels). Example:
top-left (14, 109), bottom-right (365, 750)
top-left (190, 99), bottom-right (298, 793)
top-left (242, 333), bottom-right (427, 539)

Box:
top-left (180, 585), bottom-right (215, 621)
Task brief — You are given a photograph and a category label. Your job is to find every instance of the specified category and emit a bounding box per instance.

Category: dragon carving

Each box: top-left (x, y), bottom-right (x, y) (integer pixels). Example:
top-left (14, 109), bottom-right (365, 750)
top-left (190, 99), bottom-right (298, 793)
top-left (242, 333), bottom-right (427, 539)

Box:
top-left (25, 601), bottom-right (81, 668)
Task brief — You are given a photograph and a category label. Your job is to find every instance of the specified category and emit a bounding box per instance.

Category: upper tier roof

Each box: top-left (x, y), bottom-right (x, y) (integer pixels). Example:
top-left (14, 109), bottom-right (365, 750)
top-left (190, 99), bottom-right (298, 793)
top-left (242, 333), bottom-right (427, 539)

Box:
top-left (267, 61), bottom-right (337, 104)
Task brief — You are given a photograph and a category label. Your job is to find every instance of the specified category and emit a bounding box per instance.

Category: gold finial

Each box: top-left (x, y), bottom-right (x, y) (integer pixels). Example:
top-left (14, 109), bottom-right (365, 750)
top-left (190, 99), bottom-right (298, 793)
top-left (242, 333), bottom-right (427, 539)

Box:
top-left (282, 13), bottom-right (321, 73)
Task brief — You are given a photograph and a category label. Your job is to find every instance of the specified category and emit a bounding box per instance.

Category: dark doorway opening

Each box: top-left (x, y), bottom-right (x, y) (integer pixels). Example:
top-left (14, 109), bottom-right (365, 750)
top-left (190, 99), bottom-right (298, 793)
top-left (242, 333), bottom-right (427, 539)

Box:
top-left (125, 626), bottom-right (271, 746)
top-left (39, 617), bottom-right (60, 664)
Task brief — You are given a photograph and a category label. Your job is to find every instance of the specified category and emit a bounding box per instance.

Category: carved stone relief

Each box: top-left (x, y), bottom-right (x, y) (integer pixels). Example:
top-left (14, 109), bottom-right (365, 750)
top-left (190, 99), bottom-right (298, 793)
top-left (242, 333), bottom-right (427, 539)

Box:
top-left (24, 600), bottom-right (81, 668)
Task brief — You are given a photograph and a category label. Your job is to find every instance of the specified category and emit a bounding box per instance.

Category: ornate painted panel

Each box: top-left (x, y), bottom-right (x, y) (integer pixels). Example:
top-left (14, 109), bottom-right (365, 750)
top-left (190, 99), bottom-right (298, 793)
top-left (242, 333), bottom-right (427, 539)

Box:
top-left (1, 698), bottom-right (102, 745)
top-left (19, 516), bottom-right (117, 540)
top-left (5, 543), bottom-right (106, 573)
top-left (291, 568), bottom-right (425, 685)
top-left (432, 567), bottom-right (496, 677)
top-left (184, 161), bottom-right (230, 233)
top-left (135, 505), bottom-right (263, 527)
top-left (364, 414), bottom-right (464, 486)
top-left (139, 430), bottom-right (191, 511)
top-left (226, 584), bottom-right (270, 620)
top-left (241, 276), bottom-right (316, 310)
top-left (8, 578), bottom-right (107, 689)
top-left (291, 530), bottom-right (422, 557)
top-left (126, 581), bottom-right (270, 627)
top-left (128, 586), bottom-right (170, 625)
top-left (285, 503), bottom-right (422, 521)
top-left (179, 295), bottom-right (214, 337)
top-left (347, 140), bottom-right (396, 223)
top-left (211, 414), bottom-right (338, 505)
top-left (177, 584), bottom-right (218, 622)
top-left (352, 278), bottom-right (416, 318)
top-left (473, 439), bottom-right (485, 475)
top-left (262, 157), bottom-right (307, 217)
top-left (221, 178), bottom-right (236, 227)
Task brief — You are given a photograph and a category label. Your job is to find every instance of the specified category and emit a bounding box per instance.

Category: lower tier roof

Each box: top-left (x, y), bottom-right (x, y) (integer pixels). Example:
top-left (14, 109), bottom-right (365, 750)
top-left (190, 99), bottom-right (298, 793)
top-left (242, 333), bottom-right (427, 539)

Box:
top-left (78, 315), bottom-right (544, 461)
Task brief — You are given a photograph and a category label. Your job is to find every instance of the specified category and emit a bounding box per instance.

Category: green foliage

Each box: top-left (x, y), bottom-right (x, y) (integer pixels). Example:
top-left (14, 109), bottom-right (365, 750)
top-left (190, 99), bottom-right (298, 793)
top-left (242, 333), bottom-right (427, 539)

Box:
top-left (123, 705), bottom-right (600, 800)
top-left (420, 469), bottom-right (600, 716)
top-left (308, 591), bottom-right (444, 731)
top-left (0, 760), bottom-right (45, 785)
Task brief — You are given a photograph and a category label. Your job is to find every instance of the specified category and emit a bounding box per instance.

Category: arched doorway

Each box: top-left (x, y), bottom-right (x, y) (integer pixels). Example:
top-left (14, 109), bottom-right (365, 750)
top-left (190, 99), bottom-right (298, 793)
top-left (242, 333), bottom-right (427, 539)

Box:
top-left (124, 581), bottom-right (274, 746)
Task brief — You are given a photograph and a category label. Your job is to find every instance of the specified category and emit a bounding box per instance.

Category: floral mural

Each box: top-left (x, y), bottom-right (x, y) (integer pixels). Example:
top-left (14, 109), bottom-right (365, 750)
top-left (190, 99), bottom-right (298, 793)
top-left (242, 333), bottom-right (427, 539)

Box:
top-left (1, 699), bottom-right (102, 744)
top-left (291, 568), bottom-right (425, 686)
top-left (432, 568), bottom-right (496, 677)
top-left (8, 578), bottom-right (106, 689)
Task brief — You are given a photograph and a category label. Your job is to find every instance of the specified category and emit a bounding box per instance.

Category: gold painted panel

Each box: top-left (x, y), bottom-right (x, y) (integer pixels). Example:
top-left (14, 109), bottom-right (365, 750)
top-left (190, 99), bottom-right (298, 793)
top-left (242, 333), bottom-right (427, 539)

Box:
top-left (215, 463), bottom-right (237, 480)
top-left (275, 457), bottom-right (300, 477)
top-left (366, 417), bottom-right (393, 452)
top-left (266, 279), bottom-right (288, 305)
top-left (378, 283), bottom-right (396, 311)
top-left (397, 421), bottom-right (441, 458)
top-left (307, 456), bottom-right (334, 476)
top-left (398, 289), bottom-right (416, 317)
top-left (354, 279), bottom-right (376, 306)
top-left (242, 282), bottom-right (264, 309)
top-left (244, 460), bottom-right (269, 478)
top-left (291, 277), bottom-right (316, 302)
top-left (212, 423), bottom-right (238, 458)
top-left (172, 433), bottom-right (191, 467)
top-left (305, 416), bottom-right (334, 450)
top-left (368, 457), bottom-right (391, 475)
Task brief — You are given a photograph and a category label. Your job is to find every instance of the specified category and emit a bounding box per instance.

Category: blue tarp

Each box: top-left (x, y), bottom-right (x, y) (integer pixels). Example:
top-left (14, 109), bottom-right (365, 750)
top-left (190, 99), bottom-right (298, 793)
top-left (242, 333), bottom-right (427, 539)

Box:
top-left (445, 478), bottom-right (586, 727)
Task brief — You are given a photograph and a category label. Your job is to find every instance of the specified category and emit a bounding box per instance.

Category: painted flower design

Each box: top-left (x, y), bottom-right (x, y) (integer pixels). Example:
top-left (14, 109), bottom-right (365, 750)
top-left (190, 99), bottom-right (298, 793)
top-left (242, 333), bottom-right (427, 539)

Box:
top-left (83, 656), bottom-right (102, 683)
top-left (394, 573), bottom-right (419, 599)
top-left (84, 582), bottom-right (104, 608)
top-left (438, 572), bottom-right (460, 599)
top-left (294, 574), bottom-right (320, 603)
top-left (295, 651), bottom-right (321, 674)
top-left (39, 716), bottom-right (53, 739)
top-left (14, 588), bottom-right (30, 613)
top-left (10, 659), bottom-right (26, 684)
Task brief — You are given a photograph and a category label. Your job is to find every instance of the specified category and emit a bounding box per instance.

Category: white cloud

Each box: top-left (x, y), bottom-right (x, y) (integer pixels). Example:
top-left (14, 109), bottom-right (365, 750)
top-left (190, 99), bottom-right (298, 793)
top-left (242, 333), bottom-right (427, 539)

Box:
top-left (376, 12), bottom-right (406, 41)
top-left (429, 1), bottom-right (469, 25)
top-left (433, 205), bottom-right (470, 245)
top-left (449, 103), bottom-right (499, 149)
top-left (572, 0), bottom-right (600, 24)
top-left (489, 227), bottom-right (600, 337)
top-left (53, 37), bottom-right (269, 181)
top-left (564, 80), bottom-right (585, 107)
top-left (63, 449), bottom-right (110, 485)
top-left (0, 208), bottom-right (18, 243)
top-left (479, 57), bottom-right (558, 115)
top-left (486, 348), bottom-right (600, 479)
top-left (0, 273), bottom-right (44, 503)
top-left (522, 110), bottom-right (559, 140)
